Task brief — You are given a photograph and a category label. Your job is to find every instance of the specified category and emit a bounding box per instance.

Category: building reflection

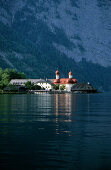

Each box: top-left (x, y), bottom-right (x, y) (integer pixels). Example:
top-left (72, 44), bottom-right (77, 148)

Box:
top-left (0, 94), bottom-right (77, 124)
top-left (9, 94), bottom-right (53, 122)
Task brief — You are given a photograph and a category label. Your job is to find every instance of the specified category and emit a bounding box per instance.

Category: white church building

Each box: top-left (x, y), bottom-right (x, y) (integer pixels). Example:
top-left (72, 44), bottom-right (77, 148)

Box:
top-left (10, 70), bottom-right (77, 91)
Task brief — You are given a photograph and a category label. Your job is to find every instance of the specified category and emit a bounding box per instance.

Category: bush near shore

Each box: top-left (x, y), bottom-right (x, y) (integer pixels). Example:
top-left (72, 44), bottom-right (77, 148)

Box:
top-left (0, 68), bottom-right (26, 90)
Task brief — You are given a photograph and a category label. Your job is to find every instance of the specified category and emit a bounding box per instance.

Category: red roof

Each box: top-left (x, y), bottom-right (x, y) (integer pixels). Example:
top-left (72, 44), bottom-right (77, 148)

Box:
top-left (53, 78), bottom-right (77, 84)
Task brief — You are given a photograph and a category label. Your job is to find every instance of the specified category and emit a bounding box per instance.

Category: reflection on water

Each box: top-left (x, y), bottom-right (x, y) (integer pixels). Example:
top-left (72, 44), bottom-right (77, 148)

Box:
top-left (54, 94), bottom-right (76, 136)
top-left (0, 93), bottom-right (111, 170)
top-left (0, 94), bottom-right (76, 123)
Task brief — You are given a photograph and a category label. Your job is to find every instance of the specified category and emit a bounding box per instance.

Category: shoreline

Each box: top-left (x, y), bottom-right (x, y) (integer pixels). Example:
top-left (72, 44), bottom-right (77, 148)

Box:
top-left (0, 90), bottom-right (100, 94)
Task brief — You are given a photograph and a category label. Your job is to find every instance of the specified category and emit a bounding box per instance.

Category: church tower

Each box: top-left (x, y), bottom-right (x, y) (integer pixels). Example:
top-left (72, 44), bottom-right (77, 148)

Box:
top-left (56, 70), bottom-right (60, 79)
top-left (69, 71), bottom-right (73, 79)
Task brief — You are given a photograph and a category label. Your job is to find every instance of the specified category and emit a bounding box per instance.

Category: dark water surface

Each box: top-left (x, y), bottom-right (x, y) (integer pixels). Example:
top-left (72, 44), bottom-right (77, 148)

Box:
top-left (0, 93), bottom-right (111, 170)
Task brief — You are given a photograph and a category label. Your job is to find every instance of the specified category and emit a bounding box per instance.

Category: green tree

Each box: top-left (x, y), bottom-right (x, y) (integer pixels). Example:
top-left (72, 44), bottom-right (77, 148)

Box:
top-left (0, 82), bottom-right (3, 89)
top-left (60, 85), bottom-right (65, 90)
top-left (25, 81), bottom-right (32, 90)
top-left (19, 72), bottom-right (26, 79)
top-left (25, 81), bottom-right (41, 90)
top-left (54, 84), bottom-right (59, 90)
top-left (0, 68), bottom-right (3, 81)
top-left (0, 68), bottom-right (26, 89)
top-left (1, 73), bottom-right (10, 86)
top-left (34, 85), bottom-right (41, 90)
top-left (4, 68), bottom-right (26, 80)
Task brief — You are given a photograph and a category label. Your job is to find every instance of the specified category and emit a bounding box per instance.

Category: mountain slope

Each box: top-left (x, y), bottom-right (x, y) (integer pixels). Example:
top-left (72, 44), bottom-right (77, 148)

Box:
top-left (0, 0), bottom-right (111, 91)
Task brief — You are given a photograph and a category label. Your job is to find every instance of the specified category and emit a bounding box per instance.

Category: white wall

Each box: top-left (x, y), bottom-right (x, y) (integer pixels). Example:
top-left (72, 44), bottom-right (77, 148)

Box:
top-left (66, 84), bottom-right (73, 92)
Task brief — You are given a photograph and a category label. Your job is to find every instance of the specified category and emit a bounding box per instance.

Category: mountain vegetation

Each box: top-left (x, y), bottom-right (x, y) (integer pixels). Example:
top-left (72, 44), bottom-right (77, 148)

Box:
top-left (0, 0), bottom-right (111, 91)
top-left (0, 68), bottom-right (26, 89)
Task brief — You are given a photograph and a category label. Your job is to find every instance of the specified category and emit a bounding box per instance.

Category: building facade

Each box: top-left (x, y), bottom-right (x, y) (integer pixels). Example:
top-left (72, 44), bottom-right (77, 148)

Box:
top-left (10, 70), bottom-right (77, 91)
top-left (53, 70), bottom-right (77, 91)
top-left (10, 79), bottom-right (53, 91)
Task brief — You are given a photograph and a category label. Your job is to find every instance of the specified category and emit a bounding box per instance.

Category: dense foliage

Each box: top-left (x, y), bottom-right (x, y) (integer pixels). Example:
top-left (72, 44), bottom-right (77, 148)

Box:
top-left (25, 81), bottom-right (41, 90)
top-left (60, 85), bottom-right (66, 90)
top-left (53, 84), bottom-right (59, 90)
top-left (0, 68), bottom-right (26, 89)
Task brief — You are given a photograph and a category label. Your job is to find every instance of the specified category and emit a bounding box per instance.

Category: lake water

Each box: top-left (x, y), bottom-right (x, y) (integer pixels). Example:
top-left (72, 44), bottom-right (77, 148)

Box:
top-left (0, 93), bottom-right (111, 170)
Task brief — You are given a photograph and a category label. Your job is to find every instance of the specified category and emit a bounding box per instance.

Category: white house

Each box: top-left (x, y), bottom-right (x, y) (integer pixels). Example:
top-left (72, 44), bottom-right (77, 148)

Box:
top-left (10, 79), bottom-right (53, 91)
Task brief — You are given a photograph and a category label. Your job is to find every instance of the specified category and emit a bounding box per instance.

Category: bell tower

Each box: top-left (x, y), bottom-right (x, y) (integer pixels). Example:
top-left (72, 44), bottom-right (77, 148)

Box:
top-left (56, 70), bottom-right (59, 79)
top-left (69, 71), bottom-right (73, 78)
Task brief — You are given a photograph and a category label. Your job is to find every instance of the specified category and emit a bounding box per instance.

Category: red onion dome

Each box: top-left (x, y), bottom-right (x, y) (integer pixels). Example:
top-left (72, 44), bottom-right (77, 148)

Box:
top-left (69, 71), bottom-right (72, 75)
top-left (53, 79), bottom-right (60, 84)
top-left (56, 70), bottom-right (59, 75)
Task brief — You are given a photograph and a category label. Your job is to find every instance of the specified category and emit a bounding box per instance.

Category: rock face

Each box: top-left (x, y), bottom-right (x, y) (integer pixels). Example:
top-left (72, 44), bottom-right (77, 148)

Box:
top-left (0, 0), bottom-right (111, 66)
top-left (0, 0), bottom-right (111, 90)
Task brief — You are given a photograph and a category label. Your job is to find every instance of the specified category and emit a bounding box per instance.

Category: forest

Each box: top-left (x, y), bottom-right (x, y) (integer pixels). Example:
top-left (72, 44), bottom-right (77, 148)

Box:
top-left (0, 68), bottom-right (26, 90)
top-left (0, 20), bottom-right (111, 91)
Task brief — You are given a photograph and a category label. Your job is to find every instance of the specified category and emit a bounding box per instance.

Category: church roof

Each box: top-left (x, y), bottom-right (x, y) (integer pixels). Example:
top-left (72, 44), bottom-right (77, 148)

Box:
top-left (53, 78), bottom-right (77, 84)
